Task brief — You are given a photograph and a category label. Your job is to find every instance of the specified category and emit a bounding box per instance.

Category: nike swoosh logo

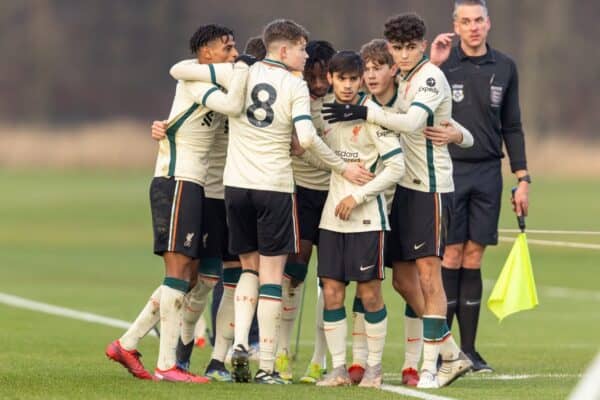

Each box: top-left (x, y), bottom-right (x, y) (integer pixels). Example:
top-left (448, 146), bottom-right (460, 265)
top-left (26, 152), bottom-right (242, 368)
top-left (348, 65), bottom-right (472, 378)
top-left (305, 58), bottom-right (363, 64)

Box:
top-left (407, 337), bottom-right (421, 343)
top-left (414, 242), bottom-right (426, 250)
top-left (447, 300), bottom-right (457, 305)
top-left (343, 112), bottom-right (353, 118)
top-left (465, 300), bottom-right (481, 306)
top-left (360, 264), bottom-right (375, 271)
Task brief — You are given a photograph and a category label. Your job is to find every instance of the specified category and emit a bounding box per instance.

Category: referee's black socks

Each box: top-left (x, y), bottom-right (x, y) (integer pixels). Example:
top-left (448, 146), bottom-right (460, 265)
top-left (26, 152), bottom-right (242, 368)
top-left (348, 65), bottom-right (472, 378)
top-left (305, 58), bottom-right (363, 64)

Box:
top-left (441, 266), bottom-right (461, 329)
top-left (457, 268), bottom-right (482, 354)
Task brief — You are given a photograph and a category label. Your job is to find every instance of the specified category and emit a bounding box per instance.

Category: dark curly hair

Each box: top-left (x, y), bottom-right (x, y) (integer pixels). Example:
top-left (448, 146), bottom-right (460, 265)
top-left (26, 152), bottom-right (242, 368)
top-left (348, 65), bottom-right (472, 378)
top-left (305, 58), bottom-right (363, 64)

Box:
top-left (384, 13), bottom-right (426, 44)
top-left (244, 36), bottom-right (266, 60)
top-left (189, 24), bottom-right (234, 55)
top-left (305, 40), bottom-right (336, 74)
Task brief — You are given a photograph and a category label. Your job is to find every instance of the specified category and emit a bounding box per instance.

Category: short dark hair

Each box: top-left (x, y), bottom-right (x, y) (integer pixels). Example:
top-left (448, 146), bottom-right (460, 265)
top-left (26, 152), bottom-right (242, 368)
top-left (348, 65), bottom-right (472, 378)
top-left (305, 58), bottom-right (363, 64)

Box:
top-left (384, 13), bottom-right (426, 44)
top-left (360, 39), bottom-right (394, 67)
top-left (453, 0), bottom-right (488, 18)
top-left (263, 19), bottom-right (309, 49)
top-left (189, 24), bottom-right (234, 55)
top-left (305, 40), bottom-right (336, 74)
top-left (244, 36), bottom-right (266, 60)
top-left (328, 51), bottom-right (364, 76)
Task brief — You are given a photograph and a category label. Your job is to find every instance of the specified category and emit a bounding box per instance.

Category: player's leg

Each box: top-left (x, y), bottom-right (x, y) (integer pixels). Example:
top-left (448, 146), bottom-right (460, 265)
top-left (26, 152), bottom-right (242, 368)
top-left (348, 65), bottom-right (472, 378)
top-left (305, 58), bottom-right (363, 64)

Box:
top-left (224, 186), bottom-right (260, 382)
top-left (392, 261), bottom-right (424, 387)
top-left (458, 159), bottom-right (502, 372)
top-left (348, 291), bottom-right (367, 384)
top-left (316, 230), bottom-right (351, 387)
top-left (252, 189), bottom-right (298, 384)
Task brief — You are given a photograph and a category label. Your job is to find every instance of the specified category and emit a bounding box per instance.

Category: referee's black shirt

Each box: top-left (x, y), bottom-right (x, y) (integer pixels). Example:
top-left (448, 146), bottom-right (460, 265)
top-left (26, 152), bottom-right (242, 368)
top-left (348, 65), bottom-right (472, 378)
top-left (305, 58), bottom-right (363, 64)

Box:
top-left (441, 43), bottom-right (527, 172)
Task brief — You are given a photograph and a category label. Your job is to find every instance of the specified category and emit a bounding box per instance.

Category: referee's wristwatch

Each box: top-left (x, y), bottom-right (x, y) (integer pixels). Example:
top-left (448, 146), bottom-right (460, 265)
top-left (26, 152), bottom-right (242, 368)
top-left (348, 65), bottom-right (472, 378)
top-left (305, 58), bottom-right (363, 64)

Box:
top-left (517, 174), bottom-right (532, 184)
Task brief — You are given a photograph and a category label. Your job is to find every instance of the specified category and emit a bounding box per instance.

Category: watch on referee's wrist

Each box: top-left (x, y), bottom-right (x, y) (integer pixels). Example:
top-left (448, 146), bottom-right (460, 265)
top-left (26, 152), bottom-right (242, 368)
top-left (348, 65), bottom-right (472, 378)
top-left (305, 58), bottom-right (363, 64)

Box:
top-left (517, 174), bottom-right (531, 184)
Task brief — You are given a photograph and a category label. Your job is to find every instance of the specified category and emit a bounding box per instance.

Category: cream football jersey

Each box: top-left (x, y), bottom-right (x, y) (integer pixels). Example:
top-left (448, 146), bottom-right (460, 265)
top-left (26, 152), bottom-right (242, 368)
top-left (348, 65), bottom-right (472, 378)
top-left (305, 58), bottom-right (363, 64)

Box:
top-left (319, 95), bottom-right (404, 233)
top-left (367, 57), bottom-right (454, 193)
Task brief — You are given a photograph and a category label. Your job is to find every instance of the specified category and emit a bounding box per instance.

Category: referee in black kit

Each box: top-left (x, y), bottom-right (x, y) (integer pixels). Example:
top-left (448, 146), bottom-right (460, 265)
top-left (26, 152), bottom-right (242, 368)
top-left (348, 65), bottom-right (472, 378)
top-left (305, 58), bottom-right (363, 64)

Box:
top-left (426, 0), bottom-right (530, 372)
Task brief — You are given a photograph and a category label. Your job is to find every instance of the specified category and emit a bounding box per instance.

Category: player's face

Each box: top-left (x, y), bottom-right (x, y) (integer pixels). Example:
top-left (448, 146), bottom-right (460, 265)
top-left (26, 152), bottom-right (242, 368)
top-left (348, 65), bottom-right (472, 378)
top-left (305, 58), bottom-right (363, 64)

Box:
top-left (363, 60), bottom-right (396, 97)
top-left (453, 5), bottom-right (490, 50)
top-left (207, 35), bottom-right (239, 63)
top-left (285, 38), bottom-right (309, 72)
top-left (387, 40), bottom-right (427, 74)
top-left (328, 71), bottom-right (362, 104)
top-left (305, 62), bottom-right (330, 98)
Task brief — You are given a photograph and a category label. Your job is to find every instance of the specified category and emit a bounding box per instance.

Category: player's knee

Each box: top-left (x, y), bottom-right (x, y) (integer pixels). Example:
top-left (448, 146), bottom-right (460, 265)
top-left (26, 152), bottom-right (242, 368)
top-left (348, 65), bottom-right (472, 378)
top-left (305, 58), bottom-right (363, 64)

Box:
top-left (443, 245), bottom-right (463, 268)
top-left (392, 275), bottom-right (411, 297)
top-left (322, 282), bottom-right (344, 308)
top-left (462, 244), bottom-right (484, 268)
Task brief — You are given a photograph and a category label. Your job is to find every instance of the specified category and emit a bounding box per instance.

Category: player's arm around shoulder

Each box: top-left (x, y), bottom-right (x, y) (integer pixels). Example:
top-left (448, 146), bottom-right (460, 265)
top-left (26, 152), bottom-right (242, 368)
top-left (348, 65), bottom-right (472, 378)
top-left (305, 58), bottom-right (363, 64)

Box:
top-left (169, 59), bottom-right (236, 89)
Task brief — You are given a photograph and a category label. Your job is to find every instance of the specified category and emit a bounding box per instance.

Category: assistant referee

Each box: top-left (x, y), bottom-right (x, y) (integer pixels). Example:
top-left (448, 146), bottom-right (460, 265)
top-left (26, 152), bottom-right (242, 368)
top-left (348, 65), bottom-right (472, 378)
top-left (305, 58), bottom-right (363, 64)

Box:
top-left (427, 0), bottom-right (530, 372)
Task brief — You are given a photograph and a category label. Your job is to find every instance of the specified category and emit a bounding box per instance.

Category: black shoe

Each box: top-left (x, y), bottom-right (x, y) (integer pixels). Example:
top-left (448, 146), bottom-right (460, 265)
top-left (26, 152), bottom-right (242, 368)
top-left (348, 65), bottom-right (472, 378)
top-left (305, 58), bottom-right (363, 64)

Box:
top-left (254, 369), bottom-right (289, 384)
top-left (175, 337), bottom-right (195, 371)
top-left (465, 351), bottom-right (494, 373)
top-left (231, 345), bottom-right (251, 382)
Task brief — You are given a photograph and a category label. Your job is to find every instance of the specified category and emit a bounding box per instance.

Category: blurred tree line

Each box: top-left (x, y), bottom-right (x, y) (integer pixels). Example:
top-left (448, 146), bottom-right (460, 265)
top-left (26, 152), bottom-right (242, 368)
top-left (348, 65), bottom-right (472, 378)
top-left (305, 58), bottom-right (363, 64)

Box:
top-left (0, 0), bottom-right (597, 136)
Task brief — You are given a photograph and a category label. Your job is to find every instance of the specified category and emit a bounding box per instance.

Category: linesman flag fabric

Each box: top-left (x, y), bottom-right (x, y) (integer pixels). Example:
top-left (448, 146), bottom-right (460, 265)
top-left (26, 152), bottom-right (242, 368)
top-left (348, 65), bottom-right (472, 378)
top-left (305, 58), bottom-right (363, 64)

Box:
top-left (487, 232), bottom-right (539, 321)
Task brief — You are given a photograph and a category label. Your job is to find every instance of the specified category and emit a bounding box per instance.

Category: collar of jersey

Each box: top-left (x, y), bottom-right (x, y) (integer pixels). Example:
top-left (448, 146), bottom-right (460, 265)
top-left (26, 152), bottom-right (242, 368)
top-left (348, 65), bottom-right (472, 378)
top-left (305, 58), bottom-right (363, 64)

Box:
top-left (332, 92), bottom-right (367, 106)
top-left (371, 84), bottom-right (398, 107)
top-left (399, 56), bottom-right (429, 81)
top-left (262, 58), bottom-right (289, 70)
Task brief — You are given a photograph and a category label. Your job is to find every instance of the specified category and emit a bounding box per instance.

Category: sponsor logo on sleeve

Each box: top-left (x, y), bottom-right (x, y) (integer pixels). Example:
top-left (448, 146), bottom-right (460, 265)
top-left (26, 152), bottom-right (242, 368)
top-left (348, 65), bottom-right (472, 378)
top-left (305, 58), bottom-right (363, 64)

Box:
top-left (418, 77), bottom-right (439, 95)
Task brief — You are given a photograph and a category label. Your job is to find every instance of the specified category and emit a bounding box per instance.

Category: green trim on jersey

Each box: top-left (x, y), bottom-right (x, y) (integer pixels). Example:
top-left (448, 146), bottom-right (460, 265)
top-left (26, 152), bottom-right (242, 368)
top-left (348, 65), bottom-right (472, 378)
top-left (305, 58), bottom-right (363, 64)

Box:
top-left (201, 86), bottom-right (219, 106)
top-left (411, 101), bottom-right (437, 192)
top-left (292, 114), bottom-right (312, 123)
top-left (381, 147), bottom-right (402, 160)
top-left (400, 56), bottom-right (429, 81)
top-left (166, 103), bottom-right (200, 176)
top-left (371, 84), bottom-right (398, 107)
top-left (262, 58), bottom-right (289, 70)
top-left (208, 64), bottom-right (217, 85)
top-left (369, 156), bottom-right (387, 230)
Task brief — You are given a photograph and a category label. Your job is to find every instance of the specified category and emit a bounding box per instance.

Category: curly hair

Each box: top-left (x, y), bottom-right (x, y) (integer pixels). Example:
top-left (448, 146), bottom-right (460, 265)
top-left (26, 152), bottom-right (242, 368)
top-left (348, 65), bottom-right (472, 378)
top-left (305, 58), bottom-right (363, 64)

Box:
top-left (305, 40), bottom-right (336, 74)
top-left (384, 13), bottom-right (426, 44)
top-left (244, 36), bottom-right (266, 60)
top-left (189, 24), bottom-right (234, 55)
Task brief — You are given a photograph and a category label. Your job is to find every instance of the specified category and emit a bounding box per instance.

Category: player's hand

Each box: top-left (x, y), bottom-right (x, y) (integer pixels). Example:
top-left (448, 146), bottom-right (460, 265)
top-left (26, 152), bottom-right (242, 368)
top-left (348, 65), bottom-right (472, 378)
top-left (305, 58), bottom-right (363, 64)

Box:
top-left (322, 103), bottom-right (368, 123)
top-left (424, 120), bottom-right (462, 146)
top-left (342, 162), bottom-right (375, 185)
top-left (430, 33), bottom-right (455, 66)
top-left (335, 195), bottom-right (358, 220)
top-left (290, 132), bottom-right (305, 156)
top-left (235, 54), bottom-right (258, 66)
top-left (512, 182), bottom-right (529, 217)
top-left (151, 120), bottom-right (168, 141)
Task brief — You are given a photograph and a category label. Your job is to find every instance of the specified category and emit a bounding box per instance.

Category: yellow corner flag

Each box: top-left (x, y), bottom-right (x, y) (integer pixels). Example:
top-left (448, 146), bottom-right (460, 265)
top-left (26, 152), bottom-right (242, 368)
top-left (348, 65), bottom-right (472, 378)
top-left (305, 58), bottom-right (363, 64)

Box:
top-left (487, 233), bottom-right (539, 321)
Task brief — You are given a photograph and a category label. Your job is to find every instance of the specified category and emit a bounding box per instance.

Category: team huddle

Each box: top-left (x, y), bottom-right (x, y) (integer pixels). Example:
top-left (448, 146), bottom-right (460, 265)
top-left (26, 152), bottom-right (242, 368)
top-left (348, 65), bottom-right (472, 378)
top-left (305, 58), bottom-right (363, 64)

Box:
top-left (104, 4), bottom-right (512, 390)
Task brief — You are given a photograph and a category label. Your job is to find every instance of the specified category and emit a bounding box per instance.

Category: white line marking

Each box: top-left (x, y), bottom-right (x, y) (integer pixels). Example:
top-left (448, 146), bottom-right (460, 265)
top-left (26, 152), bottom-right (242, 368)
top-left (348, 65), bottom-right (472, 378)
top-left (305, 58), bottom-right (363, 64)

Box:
top-left (0, 292), bottom-right (157, 336)
top-left (380, 384), bottom-right (458, 400)
top-left (498, 236), bottom-right (600, 250)
top-left (569, 351), bottom-right (600, 400)
top-left (384, 373), bottom-right (581, 381)
top-left (499, 229), bottom-right (600, 235)
top-left (484, 279), bottom-right (600, 303)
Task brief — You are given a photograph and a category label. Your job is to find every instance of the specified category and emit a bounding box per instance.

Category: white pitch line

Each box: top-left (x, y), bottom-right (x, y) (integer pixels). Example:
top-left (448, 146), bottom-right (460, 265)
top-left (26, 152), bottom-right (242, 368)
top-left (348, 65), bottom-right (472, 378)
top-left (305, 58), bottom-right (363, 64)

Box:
top-left (380, 384), bottom-right (458, 400)
top-left (0, 292), bottom-right (157, 336)
top-left (384, 373), bottom-right (581, 381)
top-left (499, 229), bottom-right (600, 235)
top-left (498, 236), bottom-right (600, 250)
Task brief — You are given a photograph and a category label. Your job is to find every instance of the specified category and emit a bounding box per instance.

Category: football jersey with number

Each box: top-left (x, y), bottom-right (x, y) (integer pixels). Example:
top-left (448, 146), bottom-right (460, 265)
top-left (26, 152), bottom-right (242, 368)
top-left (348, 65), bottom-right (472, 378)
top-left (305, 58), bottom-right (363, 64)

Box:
top-left (318, 94), bottom-right (404, 233)
top-left (224, 59), bottom-right (316, 193)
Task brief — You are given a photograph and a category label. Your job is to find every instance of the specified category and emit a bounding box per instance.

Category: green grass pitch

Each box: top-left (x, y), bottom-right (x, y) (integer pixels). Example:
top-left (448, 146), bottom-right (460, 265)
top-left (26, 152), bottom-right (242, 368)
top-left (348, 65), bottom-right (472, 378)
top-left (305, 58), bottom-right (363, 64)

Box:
top-left (0, 169), bottom-right (599, 399)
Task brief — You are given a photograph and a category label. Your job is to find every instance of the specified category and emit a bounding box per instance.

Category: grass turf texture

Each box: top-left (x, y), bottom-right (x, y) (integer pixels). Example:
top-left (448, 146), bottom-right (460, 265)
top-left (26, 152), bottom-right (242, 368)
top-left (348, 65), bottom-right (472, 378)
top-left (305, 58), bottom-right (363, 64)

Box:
top-left (1, 169), bottom-right (599, 399)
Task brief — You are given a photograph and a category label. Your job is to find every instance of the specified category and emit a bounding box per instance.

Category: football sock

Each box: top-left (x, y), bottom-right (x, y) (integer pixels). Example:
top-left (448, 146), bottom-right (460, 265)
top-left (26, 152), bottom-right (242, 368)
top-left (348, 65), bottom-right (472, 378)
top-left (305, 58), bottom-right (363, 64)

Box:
top-left (457, 268), bottom-right (482, 353)
top-left (323, 307), bottom-right (347, 369)
top-left (120, 286), bottom-right (162, 351)
top-left (233, 270), bottom-right (259, 350)
top-left (211, 267), bottom-right (241, 362)
top-left (157, 278), bottom-right (189, 370)
top-left (442, 266), bottom-right (461, 329)
top-left (181, 279), bottom-right (214, 345)
top-left (351, 296), bottom-right (368, 367)
top-left (310, 285), bottom-right (327, 367)
top-left (421, 315), bottom-right (448, 373)
top-left (257, 284), bottom-right (282, 373)
top-left (277, 263), bottom-right (306, 355)
top-left (364, 305), bottom-right (387, 367)
top-left (402, 304), bottom-right (423, 371)
top-left (194, 313), bottom-right (207, 341)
